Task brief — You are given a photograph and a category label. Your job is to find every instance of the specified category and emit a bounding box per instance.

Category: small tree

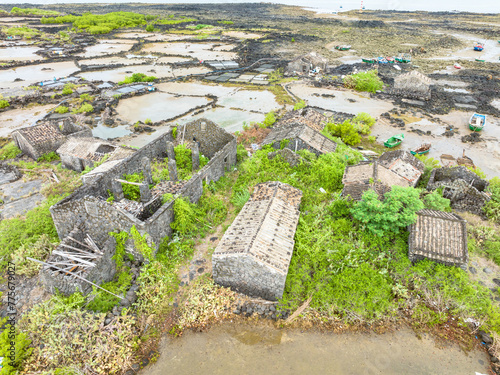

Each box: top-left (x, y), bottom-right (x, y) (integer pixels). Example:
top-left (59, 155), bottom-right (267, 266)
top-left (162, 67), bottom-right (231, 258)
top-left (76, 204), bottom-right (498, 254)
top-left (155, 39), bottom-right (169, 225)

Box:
top-left (352, 186), bottom-right (424, 236)
top-left (423, 190), bottom-right (451, 212)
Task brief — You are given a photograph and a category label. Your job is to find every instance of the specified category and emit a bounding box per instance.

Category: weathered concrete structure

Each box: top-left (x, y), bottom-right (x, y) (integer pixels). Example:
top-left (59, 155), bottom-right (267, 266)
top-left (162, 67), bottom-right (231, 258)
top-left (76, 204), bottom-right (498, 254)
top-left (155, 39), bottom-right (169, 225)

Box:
top-left (427, 166), bottom-right (490, 216)
top-left (408, 209), bottom-right (468, 267)
top-left (286, 52), bottom-right (328, 76)
top-left (213, 182), bottom-right (302, 301)
top-left (49, 119), bottom-right (236, 257)
top-left (392, 70), bottom-right (432, 101)
top-left (57, 137), bottom-right (135, 173)
top-left (342, 150), bottom-right (424, 200)
top-left (11, 118), bottom-right (91, 160)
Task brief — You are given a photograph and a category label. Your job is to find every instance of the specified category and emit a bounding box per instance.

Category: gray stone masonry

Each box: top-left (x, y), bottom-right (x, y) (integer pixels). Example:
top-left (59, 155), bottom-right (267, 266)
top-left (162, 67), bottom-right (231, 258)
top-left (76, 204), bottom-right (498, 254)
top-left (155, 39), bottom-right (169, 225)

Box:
top-left (50, 119), bottom-right (236, 253)
top-left (213, 182), bottom-right (302, 301)
top-left (139, 183), bottom-right (152, 203)
top-left (111, 179), bottom-right (124, 200)
top-left (141, 157), bottom-right (153, 185)
top-left (192, 142), bottom-right (200, 172)
top-left (167, 141), bottom-right (175, 161)
top-left (168, 159), bottom-right (178, 182)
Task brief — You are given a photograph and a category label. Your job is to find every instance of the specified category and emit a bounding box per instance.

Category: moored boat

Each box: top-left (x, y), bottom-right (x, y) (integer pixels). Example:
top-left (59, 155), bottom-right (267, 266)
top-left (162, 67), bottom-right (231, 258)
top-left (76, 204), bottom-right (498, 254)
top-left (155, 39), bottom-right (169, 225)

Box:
top-left (469, 113), bottom-right (486, 131)
top-left (410, 143), bottom-right (431, 155)
top-left (454, 63), bottom-right (461, 69)
top-left (386, 56), bottom-right (395, 63)
top-left (362, 57), bottom-right (377, 64)
top-left (335, 45), bottom-right (351, 51)
top-left (473, 42), bottom-right (484, 51)
top-left (395, 53), bottom-right (411, 63)
top-left (378, 57), bottom-right (388, 64)
top-left (475, 58), bottom-right (485, 62)
top-left (384, 134), bottom-right (404, 148)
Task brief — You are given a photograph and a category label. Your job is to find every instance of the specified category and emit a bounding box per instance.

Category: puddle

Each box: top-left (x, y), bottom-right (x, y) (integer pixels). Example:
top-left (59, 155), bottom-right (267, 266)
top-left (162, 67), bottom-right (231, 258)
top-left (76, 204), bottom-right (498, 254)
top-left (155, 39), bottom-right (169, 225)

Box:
top-left (0, 46), bottom-right (43, 61)
top-left (434, 80), bottom-right (468, 88)
top-left (289, 83), bottom-right (393, 116)
top-left (116, 92), bottom-right (211, 123)
top-left (443, 88), bottom-right (470, 94)
top-left (0, 105), bottom-right (55, 137)
top-left (91, 121), bottom-right (132, 140)
top-left (144, 322), bottom-right (489, 375)
top-left (80, 65), bottom-right (173, 82)
top-left (79, 57), bottom-right (148, 67)
top-left (141, 42), bottom-right (238, 60)
top-left (76, 40), bottom-right (134, 58)
top-left (156, 56), bottom-right (193, 64)
top-left (0, 61), bottom-right (79, 89)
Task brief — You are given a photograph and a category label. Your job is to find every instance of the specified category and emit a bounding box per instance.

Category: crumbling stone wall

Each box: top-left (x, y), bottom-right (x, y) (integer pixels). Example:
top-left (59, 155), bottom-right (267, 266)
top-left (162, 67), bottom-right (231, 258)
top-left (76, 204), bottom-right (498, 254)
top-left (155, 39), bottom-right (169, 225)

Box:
top-left (213, 254), bottom-right (287, 301)
top-left (427, 166), bottom-right (490, 216)
top-left (40, 226), bottom-right (116, 296)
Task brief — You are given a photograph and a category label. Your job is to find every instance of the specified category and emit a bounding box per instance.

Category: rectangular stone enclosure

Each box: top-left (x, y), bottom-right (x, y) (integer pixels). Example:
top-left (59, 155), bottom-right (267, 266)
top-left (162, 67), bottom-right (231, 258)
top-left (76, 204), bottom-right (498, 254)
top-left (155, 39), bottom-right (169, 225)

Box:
top-left (212, 181), bottom-right (302, 301)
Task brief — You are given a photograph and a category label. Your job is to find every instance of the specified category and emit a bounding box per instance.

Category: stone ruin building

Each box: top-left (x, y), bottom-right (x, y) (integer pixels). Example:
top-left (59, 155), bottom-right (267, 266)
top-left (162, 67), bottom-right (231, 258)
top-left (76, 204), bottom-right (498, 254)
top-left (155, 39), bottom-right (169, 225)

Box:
top-left (44, 119), bottom-right (236, 294)
top-left (57, 137), bottom-right (136, 173)
top-left (212, 181), bottom-right (302, 301)
top-left (285, 52), bottom-right (328, 76)
top-left (263, 108), bottom-right (336, 156)
top-left (408, 209), bottom-right (468, 267)
top-left (342, 150), bottom-right (425, 200)
top-left (11, 118), bottom-right (92, 160)
top-left (427, 166), bottom-right (490, 216)
top-left (40, 224), bottom-right (117, 295)
top-left (391, 70), bottom-right (432, 101)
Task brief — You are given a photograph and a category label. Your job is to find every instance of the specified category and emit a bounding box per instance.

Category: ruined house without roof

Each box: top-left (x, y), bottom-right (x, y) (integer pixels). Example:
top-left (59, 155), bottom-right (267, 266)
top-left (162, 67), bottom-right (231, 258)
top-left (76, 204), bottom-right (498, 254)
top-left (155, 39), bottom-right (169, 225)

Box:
top-left (408, 209), bottom-right (468, 267)
top-left (11, 118), bottom-right (91, 160)
top-left (391, 70), bottom-right (432, 101)
top-left (286, 52), bottom-right (328, 76)
top-left (427, 166), bottom-right (490, 216)
top-left (212, 181), bottom-right (302, 301)
top-left (57, 137), bottom-right (135, 173)
top-left (342, 150), bottom-right (425, 200)
top-left (263, 108), bottom-right (337, 156)
top-left (44, 119), bottom-right (236, 294)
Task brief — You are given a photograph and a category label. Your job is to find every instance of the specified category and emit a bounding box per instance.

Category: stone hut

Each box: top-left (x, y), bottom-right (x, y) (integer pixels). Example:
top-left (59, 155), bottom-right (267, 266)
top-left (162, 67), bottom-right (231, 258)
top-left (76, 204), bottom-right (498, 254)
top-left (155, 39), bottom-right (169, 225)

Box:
top-left (11, 119), bottom-right (91, 160)
top-left (57, 137), bottom-right (135, 173)
top-left (40, 223), bottom-right (116, 296)
top-left (262, 121), bottom-right (337, 156)
top-left (342, 150), bottom-right (424, 200)
top-left (286, 52), bottom-right (328, 76)
top-left (427, 166), bottom-right (490, 216)
top-left (391, 70), bottom-right (432, 101)
top-left (408, 209), bottom-right (468, 267)
top-left (49, 119), bottom-right (236, 255)
top-left (276, 107), bottom-right (329, 133)
top-left (212, 182), bottom-right (302, 301)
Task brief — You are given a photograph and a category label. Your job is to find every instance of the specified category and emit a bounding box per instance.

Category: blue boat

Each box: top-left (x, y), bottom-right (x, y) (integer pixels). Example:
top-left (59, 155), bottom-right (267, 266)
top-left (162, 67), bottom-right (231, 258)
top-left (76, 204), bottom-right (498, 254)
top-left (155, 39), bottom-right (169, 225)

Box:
top-left (473, 42), bottom-right (484, 51)
top-left (378, 57), bottom-right (388, 64)
top-left (469, 113), bottom-right (486, 131)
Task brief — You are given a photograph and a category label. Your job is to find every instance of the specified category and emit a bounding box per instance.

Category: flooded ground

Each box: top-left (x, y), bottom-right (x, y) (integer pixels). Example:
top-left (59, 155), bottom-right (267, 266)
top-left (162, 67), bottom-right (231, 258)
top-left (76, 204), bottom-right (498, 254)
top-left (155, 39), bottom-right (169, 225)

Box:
top-left (0, 46), bottom-right (43, 62)
top-left (0, 61), bottom-right (79, 89)
top-left (76, 39), bottom-right (135, 58)
top-left (80, 65), bottom-right (173, 82)
top-left (145, 322), bottom-right (489, 375)
top-left (0, 105), bottom-right (54, 137)
top-left (141, 42), bottom-right (238, 60)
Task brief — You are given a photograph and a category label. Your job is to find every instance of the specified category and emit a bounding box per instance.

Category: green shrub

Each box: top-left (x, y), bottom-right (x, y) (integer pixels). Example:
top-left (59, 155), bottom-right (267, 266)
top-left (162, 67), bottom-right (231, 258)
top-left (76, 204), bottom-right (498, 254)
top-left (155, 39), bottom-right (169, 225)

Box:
top-left (484, 177), bottom-right (500, 223)
top-left (415, 154), bottom-right (440, 188)
top-left (293, 100), bottom-right (306, 110)
top-left (324, 120), bottom-right (361, 146)
top-left (351, 186), bottom-right (424, 236)
top-left (259, 111), bottom-right (276, 128)
top-left (236, 144), bottom-right (248, 163)
top-left (231, 190), bottom-right (250, 211)
top-left (10, 7), bottom-right (59, 16)
top-left (61, 85), bottom-right (73, 95)
top-left (423, 190), bottom-right (451, 212)
top-left (5, 26), bottom-right (40, 39)
top-left (171, 197), bottom-right (198, 235)
top-left (130, 225), bottom-right (154, 261)
top-left (0, 318), bottom-right (33, 374)
top-left (121, 172), bottom-right (143, 201)
top-left (0, 142), bottom-right (22, 160)
top-left (352, 112), bottom-right (376, 134)
top-left (145, 24), bottom-right (154, 32)
top-left (174, 143), bottom-right (192, 179)
top-left (0, 99), bottom-right (10, 109)
top-left (118, 72), bottom-right (156, 85)
top-left (144, 118), bottom-right (152, 125)
top-left (172, 126), bottom-right (178, 139)
top-left (86, 270), bottom-right (132, 312)
top-left (71, 103), bottom-right (93, 114)
top-left (37, 152), bottom-right (60, 162)
top-left (343, 70), bottom-right (383, 93)
top-left (54, 105), bottom-right (69, 114)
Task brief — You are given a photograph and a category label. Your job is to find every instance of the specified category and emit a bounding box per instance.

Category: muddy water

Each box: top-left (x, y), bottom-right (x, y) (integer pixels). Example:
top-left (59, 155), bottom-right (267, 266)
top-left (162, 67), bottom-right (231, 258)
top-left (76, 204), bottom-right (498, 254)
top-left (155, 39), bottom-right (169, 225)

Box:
top-left (116, 92), bottom-right (210, 123)
top-left (79, 57), bottom-right (149, 67)
top-left (145, 322), bottom-right (489, 375)
top-left (91, 121), bottom-right (132, 140)
top-left (0, 46), bottom-right (43, 61)
top-left (80, 65), bottom-right (173, 82)
top-left (0, 61), bottom-right (79, 89)
top-left (141, 42), bottom-right (238, 60)
top-left (289, 83), bottom-right (393, 116)
top-left (76, 40), bottom-right (134, 58)
top-left (0, 105), bottom-right (54, 137)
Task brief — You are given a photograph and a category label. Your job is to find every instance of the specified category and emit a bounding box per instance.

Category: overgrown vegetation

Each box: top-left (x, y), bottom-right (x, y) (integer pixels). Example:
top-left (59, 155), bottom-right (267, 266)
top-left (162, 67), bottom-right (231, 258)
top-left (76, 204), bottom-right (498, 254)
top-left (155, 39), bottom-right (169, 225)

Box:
top-left (0, 99), bottom-right (10, 109)
top-left (4, 26), bottom-right (40, 39)
top-left (10, 7), bottom-right (59, 16)
top-left (54, 105), bottom-right (69, 114)
top-left (118, 72), bottom-right (156, 85)
top-left (121, 172), bottom-right (144, 201)
top-left (174, 143), bottom-right (192, 179)
top-left (343, 69), bottom-right (384, 93)
top-left (0, 142), bottom-right (22, 160)
top-left (484, 177), bottom-right (500, 224)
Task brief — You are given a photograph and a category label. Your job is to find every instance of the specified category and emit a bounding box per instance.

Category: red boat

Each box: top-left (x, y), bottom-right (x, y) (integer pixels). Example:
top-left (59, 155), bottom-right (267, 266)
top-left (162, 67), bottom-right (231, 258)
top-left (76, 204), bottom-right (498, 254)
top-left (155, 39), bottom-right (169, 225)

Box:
top-left (473, 42), bottom-right (484, 51)
top-left (454, 63), bottom-right (461, 69)
top-left (386, 56), bottom-right (395, 63)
